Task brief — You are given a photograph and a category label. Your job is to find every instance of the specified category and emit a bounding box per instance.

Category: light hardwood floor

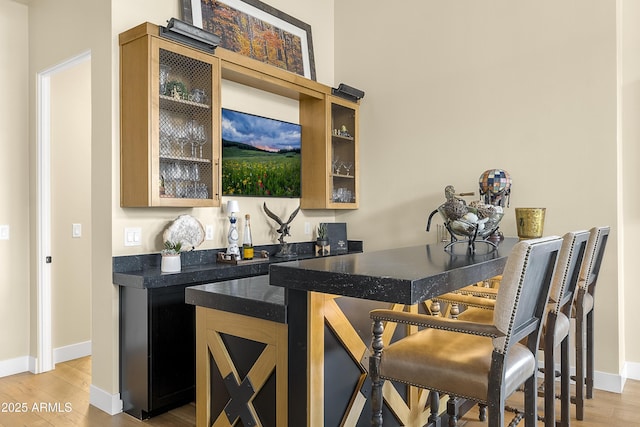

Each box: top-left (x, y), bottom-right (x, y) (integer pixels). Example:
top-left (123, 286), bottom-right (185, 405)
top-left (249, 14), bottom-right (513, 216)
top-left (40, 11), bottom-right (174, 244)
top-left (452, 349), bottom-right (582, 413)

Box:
top-left (0, 356), bottom-right (638, 426)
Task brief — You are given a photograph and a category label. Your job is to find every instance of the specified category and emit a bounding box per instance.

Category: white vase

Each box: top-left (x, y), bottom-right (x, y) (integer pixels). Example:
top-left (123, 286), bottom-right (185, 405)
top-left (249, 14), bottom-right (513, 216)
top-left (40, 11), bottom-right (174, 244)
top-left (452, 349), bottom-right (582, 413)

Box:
top-left (161, 254), bottom-right (181, 273)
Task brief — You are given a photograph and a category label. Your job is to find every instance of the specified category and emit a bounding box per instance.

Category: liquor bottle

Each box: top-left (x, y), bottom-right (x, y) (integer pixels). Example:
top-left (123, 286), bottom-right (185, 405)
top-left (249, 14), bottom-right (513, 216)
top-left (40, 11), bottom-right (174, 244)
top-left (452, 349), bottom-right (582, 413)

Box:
top-left (242, 214), bottom-right (254, 260)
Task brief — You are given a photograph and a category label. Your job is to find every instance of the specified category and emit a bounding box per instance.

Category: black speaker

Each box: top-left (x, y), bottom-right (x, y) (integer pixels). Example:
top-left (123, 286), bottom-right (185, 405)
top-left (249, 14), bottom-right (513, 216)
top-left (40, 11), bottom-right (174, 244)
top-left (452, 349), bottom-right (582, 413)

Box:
top-left (332, 83), bottom-right (365, 102)
top-left (160, 18), bottom-right (220, 54)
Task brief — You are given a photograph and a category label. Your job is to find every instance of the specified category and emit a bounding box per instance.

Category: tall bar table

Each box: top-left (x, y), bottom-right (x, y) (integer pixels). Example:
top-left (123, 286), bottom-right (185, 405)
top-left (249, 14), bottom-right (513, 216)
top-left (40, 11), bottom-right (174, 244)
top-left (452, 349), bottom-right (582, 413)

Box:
top-left (269, 238), bottom-right (517, 427)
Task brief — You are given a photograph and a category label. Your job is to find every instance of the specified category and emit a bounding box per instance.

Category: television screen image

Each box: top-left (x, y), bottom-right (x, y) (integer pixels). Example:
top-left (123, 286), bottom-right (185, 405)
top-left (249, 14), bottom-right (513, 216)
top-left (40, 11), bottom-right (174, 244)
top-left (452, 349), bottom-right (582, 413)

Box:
top-left (221, 108), bottom-right (301, 197)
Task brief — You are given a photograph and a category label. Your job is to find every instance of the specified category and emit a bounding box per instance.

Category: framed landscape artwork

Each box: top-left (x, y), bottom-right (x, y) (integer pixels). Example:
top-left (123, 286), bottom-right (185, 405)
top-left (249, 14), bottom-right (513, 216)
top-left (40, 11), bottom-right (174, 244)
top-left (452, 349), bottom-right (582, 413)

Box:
top-left (181, 0), bottom-right (316, 80)
top-left (221, 108), bottom-right (301, 197)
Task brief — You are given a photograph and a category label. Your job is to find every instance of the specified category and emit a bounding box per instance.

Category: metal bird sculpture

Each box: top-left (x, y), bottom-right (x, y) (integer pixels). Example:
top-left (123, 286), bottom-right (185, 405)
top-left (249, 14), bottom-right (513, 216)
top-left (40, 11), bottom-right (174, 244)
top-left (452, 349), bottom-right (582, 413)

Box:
top-left (263, 203), bottom-right (301, 257)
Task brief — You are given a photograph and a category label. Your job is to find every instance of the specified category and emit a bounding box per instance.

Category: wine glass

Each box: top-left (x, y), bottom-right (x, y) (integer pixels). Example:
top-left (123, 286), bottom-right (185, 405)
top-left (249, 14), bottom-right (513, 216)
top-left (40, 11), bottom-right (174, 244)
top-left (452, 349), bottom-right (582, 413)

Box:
top-left (175, 122), bottom-right (190, 157)
top-left (343, 162), bottom-right (353, 176)
top-left (186, 120), bottom-right (198, 158)
top-left (332, 156), bottom-right (340, 175)
top-left (194, 124), bottom-right (207, 158)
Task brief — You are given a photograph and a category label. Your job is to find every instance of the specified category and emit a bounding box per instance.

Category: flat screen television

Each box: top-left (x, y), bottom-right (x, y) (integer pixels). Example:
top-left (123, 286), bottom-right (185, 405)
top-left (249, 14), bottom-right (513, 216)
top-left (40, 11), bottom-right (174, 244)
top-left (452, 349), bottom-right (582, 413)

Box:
top-left (221, 108), bottom-right (301, 197)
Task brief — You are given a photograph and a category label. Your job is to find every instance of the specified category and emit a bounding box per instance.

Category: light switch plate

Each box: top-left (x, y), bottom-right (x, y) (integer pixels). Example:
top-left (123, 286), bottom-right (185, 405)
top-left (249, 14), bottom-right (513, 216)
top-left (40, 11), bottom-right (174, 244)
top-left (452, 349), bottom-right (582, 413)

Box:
top-left (72, 223), bottom-right (82, 238)
top-left (124, 227), bottom-right (142, 246)
top-left (0, 225), bottom-right (9, 240)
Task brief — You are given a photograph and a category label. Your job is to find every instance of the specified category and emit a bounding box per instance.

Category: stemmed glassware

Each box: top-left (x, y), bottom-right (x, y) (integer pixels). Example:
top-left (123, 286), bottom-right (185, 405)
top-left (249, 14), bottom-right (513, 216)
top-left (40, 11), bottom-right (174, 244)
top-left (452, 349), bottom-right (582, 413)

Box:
top-left (175, 122), bottom-right (190, 157)
top-left (343, 162), bottom-right (353, 176)
top-left (185, 120), bottom-right (198, 158)
top-left (332, 156), bottom-right (340, 175)
top-left (193, 124), bottom-right (207, 158)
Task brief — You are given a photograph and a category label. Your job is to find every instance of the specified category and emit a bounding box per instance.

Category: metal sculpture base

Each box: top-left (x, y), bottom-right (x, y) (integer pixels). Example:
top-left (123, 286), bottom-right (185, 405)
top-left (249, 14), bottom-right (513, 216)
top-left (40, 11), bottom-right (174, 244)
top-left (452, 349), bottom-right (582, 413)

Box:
top-left (275, 242), bottom-right (297, 258)
top-left (486, 230), bottom-right (504, 242)
top-left (426, 205), bottom-right (504, 254)
top-left (444, 238), bottom-right (498, 253)
top-left (442, 225), bottom-right (502, 253)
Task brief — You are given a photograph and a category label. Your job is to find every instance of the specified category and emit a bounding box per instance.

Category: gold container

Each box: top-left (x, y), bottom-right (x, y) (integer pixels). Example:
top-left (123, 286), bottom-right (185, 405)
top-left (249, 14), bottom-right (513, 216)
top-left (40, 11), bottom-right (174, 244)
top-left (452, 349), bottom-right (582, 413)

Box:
top-left (515, 208), bottom-right (546, 239)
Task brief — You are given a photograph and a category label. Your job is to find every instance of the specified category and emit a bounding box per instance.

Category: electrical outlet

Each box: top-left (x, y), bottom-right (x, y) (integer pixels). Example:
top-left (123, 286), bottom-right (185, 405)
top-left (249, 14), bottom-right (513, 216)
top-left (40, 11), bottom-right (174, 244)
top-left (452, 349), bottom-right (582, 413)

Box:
top-left (304, 222), bottom-right (311, 235)
top-left (124, 227), bottom-right (142, 246)
top-left (205, 225), bottom-right (214, 240)
top-left (0, 225), bottom-right (9, 240)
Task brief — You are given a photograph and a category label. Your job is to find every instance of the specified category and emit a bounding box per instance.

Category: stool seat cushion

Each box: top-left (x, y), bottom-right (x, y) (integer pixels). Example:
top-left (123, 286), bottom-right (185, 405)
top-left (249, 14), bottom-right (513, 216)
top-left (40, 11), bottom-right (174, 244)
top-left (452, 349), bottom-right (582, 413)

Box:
top-left (572, 293), bottom-right (594, 317)
top-left (379, 326), bottom-right (535, 402)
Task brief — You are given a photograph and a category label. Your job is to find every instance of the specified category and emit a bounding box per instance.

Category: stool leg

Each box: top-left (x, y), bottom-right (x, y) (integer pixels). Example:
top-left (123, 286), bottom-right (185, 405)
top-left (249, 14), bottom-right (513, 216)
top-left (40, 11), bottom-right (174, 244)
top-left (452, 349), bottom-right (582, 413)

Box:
top-left (586, 308), bottom-right (595, 399)
top-left (478, 404), bottom-right (487, 421)
top-left (429, 391), bottom-right (442, 427)
top-left (574, 312), bottom-right (585, 421)
top-left (543, 323), bottom-right (556, 427)
top-left (370, 320), bottom-right (384, 427)
top-left (560, 334), bottom-right (570, 427)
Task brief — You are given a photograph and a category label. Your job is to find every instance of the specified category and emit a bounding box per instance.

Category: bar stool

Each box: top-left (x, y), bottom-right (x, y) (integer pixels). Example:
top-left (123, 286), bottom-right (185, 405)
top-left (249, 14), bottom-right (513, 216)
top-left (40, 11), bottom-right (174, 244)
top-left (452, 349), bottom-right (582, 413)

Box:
top-left (573, 226), bottom-right (609, 420)
top-left (434, 231), bottom-right (590, 427)
top-left (369, 236), bottom-right (562, 427)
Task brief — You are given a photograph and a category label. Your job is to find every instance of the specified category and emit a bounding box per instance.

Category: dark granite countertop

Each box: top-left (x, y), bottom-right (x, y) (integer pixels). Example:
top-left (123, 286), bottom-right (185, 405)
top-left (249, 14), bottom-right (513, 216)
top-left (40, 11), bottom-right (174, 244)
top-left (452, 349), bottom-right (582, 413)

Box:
top-left (269, 238), bottom-right (518, 305)
top-left (113, 241), bottom-right (363, 289)
top-left (185, 275), bottom-right (286, 323)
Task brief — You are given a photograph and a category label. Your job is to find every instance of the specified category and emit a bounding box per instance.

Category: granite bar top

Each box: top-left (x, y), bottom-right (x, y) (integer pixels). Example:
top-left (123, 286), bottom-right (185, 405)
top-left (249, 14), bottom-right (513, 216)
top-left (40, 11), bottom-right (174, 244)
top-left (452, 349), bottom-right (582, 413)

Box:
top-left (269, 238), bottom-right (518, 305)
top-left (113, 241), bottom-right (363, 289)
top-left (185, 275), bottom-right (286, 323)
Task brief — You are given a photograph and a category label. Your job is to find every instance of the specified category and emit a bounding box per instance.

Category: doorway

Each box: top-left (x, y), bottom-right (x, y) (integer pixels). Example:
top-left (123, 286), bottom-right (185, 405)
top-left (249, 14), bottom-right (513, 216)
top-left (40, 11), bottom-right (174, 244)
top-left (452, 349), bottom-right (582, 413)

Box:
top-left (37, 51), bottom-right (92, 373)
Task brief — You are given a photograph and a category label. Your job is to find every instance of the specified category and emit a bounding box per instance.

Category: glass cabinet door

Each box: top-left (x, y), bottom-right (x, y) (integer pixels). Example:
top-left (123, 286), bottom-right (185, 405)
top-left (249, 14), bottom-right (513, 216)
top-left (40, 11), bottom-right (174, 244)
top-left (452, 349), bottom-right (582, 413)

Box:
top-left (157, 48), bottom-right (214, 203)
top-left (330, 99), bottom-right (358, 207)
top-left (120, 29), bottom-right (220, 208)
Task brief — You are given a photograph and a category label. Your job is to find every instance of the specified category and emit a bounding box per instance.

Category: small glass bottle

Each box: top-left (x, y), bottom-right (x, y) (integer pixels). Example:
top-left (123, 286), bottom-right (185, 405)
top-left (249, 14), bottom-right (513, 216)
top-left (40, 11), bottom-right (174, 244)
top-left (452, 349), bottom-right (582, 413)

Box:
top-left (242, 214), bottom-right (254, 260)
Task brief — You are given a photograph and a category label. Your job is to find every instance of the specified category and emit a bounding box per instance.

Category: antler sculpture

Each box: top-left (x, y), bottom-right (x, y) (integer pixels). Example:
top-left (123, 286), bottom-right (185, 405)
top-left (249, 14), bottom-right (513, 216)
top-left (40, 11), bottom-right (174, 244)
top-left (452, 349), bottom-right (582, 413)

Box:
top-left (263, 202), bottom-right (300, 257)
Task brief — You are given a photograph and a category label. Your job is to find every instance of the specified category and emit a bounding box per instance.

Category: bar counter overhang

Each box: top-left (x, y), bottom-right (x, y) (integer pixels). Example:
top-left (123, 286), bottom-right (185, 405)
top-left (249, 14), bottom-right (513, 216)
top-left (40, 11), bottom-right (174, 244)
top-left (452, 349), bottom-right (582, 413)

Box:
top-left (187, 238), bottom-right (518, 427)
top-left (270, 238), bottom-right (517, 305)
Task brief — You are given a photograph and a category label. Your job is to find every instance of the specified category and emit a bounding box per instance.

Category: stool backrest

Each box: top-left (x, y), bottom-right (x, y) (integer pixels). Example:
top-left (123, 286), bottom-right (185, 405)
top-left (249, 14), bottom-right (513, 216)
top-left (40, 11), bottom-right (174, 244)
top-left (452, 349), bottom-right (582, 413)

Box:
top-left (549, 230), bottom-right (590, 313)
top-left (493, 236), bottom-right (561, 353)
top-left (578, 226), bottom-right (610, 293)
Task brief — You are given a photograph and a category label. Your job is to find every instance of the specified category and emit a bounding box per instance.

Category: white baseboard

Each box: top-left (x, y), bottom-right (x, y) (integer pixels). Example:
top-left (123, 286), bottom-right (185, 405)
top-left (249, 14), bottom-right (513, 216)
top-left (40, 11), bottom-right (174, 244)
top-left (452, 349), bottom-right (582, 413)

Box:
top-left (594, 370), bottom-right (625, 393)
top-left (0, 341), bottom-right (92, 378)
top-left (89, 384), bottom-right (123, 415)
top-left (546, 361), bottom-right (626, 393)
top-left (0, 356), bottom-right (31, 378)
top-left (53, 340), bottom-right (92, 364)
top-left (624, 361), bottom-right (640, 381)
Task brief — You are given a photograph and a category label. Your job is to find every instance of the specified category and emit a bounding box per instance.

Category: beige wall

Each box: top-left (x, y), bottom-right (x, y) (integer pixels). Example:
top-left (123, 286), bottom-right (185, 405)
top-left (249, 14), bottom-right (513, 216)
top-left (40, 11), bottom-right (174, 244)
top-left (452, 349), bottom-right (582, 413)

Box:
top-left (621, 0), bottom-right (640, 369)
top-left (50, 59), bottom-right (92, 350)
top-left (0, 0), bottom-right (30, 363)
top-left (26, 0), bottom-right (114, 398)
top-left (335, 0), bottom-right (623, 379)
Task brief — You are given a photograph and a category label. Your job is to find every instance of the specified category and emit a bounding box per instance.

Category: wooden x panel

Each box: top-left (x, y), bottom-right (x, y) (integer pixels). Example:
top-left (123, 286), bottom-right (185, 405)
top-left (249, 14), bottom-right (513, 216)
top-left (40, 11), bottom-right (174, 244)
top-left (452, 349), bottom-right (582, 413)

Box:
top-left (309, 293), bottom-right (430, 427)
top-left (195, 307), bottom-right (287, 427)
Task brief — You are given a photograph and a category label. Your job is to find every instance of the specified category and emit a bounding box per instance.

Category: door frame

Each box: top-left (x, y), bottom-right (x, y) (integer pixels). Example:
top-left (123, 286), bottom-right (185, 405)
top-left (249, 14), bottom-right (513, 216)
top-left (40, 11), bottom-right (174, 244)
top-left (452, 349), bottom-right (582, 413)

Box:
top-left (36, 50), bottom-right (91, 373)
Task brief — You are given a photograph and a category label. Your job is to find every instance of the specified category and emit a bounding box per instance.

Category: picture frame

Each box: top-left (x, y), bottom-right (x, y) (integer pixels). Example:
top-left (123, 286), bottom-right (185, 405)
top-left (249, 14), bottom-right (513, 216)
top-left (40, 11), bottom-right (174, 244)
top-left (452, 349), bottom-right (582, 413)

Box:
top-left (181, 0), bottom-right (316, 80)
